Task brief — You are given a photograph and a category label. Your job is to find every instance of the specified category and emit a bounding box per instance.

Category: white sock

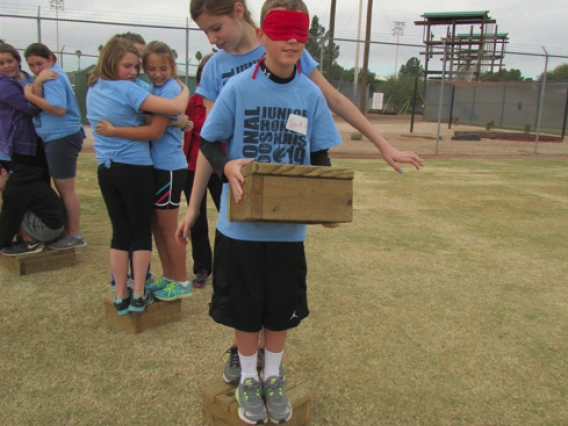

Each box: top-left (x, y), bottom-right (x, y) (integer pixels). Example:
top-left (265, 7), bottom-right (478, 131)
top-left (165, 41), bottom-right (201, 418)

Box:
top-left (239, 351), bottom-right (259, 384)
top-left (179, 281), bottom-right (189, 287)
top-left (263, 349), bottom-right (283, 380)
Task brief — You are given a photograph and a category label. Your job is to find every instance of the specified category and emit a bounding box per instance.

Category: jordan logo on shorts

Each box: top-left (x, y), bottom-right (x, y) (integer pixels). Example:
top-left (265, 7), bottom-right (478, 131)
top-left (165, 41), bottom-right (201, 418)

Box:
top-left (290, 311), bottom-right (298, 320)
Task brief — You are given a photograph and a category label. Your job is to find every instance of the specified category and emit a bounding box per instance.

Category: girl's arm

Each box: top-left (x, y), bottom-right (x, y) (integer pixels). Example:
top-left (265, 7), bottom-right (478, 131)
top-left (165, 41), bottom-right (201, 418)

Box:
top-left (0, 82), bottom-right (41, 116)
top-left (23, 84), bottom-right (65, 116)
top-left (308, 68), bottom-right (423, 172)
top-left (95, 115), bottom-right (170, 141)
top-left (176, 97), bottom-right (217, 246)
top-left (139, 81), bottom-right (190, 116)
top-left (32, 70), bottom-right (59, 98)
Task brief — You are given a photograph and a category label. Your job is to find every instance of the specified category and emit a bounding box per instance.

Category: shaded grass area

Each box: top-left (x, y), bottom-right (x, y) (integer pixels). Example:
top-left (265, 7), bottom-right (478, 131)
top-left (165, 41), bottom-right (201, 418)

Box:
top-left (1, 155), bottom-right (567, 425)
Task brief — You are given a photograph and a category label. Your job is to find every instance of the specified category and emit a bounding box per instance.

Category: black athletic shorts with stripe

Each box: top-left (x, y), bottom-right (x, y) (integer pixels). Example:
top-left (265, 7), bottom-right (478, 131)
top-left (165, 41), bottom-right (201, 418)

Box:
top-left (153, 168), bottom-right (188, 210)
top-left (209, 230), bottom-right (309, 333)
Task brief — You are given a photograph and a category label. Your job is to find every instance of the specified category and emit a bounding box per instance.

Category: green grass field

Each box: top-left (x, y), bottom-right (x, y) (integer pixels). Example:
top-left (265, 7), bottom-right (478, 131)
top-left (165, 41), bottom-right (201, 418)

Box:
top-left (2, 155), bottom-right (567, 425)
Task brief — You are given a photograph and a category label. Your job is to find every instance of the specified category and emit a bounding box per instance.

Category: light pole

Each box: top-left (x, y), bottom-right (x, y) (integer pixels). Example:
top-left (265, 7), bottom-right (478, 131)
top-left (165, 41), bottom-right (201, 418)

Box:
top-left (353, 0), bottom-right (364, 85)
top-left (327, 0), bottom-right (337, 80)
top-left (393, 21), bottom-right (405, 78)
top-left (49, 0), bottom-right (64, 63)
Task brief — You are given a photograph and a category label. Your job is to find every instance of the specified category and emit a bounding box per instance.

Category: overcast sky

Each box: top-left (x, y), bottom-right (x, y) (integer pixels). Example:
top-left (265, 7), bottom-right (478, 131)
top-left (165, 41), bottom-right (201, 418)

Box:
top-left (1, 0), bottom-right (567, 78)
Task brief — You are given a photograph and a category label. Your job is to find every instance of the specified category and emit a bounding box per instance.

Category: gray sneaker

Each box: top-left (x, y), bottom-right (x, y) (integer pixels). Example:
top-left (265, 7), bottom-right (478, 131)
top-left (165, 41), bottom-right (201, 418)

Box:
top-left (263, 375), bottom-right (292, 424)
top-left (223, 346), bottom-right (241, 384)
top-left (49, 235), bottom-right (87, 251)
top-left (236, 377), bottom-right (268, 425)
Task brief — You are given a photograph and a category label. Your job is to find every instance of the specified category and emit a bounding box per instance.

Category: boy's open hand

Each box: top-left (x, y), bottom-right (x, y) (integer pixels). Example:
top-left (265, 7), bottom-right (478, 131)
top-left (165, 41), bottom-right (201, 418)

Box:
top-left (95, 119), bottom-right (115, 136)
top-left (381, 145), bottom-right (424, 173)
top-left (224, 158), bottom-right (254, 203)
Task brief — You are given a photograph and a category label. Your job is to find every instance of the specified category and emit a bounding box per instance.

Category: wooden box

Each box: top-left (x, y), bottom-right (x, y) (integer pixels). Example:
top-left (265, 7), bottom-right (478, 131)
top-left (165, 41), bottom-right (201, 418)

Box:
top-left (0, 248), bottom-right (76, 276)
top-left (203, 379), bottom-right (312, 426)
top-left (229, 163), bottom-right (354, 224)
top-left (101, 290), bottom-right (182, 333)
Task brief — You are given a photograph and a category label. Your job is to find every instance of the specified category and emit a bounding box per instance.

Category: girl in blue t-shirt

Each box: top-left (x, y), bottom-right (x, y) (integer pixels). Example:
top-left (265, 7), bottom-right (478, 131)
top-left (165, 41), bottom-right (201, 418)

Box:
top-left (177, 0), bottom-right (425, 392)
top-left (86, 37), bottom-right (189, 315)
top-left (23, 43), bottom-right (86, 250)
top-left (94, 41), bottom-right (192, 302)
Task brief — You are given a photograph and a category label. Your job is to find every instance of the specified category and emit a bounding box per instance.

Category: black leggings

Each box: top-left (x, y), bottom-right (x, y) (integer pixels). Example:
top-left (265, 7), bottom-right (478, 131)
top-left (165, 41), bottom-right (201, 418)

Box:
top-left (183, 170), bottom-right (222, 275)
top-left (98, 163), bottom-right (154, 252)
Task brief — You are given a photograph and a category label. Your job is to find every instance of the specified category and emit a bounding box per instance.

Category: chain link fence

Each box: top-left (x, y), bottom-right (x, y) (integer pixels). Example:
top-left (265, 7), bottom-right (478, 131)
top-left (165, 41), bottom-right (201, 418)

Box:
top-left (2, 8), bottom-right (567, 144)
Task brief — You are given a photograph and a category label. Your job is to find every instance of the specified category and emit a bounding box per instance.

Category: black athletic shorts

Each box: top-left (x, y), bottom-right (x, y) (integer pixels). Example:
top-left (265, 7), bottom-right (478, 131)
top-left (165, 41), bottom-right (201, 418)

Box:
top-left (153, 168), bottom-right (187, 210)
top-left (209, 230), bottom-right (309, 333)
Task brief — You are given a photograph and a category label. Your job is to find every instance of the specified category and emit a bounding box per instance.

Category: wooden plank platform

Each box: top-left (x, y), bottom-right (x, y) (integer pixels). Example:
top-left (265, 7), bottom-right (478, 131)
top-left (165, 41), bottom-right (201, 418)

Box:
top-left (0, 248), bottom-right (76, 276)
top-left (101, 290), bottom-right (182, 333)
top-left (203, 379), bottom-right (312, 426)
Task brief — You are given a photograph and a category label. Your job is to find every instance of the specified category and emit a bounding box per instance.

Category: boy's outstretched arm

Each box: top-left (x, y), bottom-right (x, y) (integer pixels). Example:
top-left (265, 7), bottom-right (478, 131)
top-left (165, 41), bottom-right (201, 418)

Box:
top-left (308, 69), bottom-right (424, 172)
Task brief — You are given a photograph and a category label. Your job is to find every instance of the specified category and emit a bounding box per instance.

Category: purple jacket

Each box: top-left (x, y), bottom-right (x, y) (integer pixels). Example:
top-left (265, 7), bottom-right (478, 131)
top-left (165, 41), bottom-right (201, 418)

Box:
top-left (0, 74), bottom-right (41, 157)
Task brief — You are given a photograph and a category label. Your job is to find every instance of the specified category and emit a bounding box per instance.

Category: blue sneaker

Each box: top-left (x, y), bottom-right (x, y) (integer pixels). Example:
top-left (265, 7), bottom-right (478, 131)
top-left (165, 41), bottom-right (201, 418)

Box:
top-left (144, 276), bottom-right (170, 292)
top-left (154, 281), bottom-right (192, 301)
top-left (114, 288), bottom-right (132, 316)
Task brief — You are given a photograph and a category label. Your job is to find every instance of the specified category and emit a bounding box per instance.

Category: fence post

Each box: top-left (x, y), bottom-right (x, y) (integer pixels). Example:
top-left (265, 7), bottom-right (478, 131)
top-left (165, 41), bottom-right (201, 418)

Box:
top-left (534, 46), bottom-right (549, 154)
top-left (436, 42), bottom-right (448, 154)
top-left (561, 88), bottom-right (568, 141)
top-left (410, 74), bottom-right (418, 133)
top-left (185, 18), bottom-right (190, 82)
top-left (37, 6), bottom-right (42, 43)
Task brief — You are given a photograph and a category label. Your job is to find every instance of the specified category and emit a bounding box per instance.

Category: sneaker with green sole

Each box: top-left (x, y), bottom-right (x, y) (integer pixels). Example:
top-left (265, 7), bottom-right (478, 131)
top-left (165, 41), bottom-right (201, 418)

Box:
top-left (144, 276), bottom-right (169, 292)
top-left (236, 378), bottom-right (267, 425)
top-left (263, 375), bottom-right (292, 424)
top-left (153, 281), bottom-right (192, 301)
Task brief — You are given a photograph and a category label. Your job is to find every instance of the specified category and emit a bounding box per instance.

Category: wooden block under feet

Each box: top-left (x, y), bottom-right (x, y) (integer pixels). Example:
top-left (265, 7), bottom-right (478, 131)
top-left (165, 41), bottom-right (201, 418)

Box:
top-left (101, 290), bottom-right (182, 333)
top-left (0, 248), bottom-right (76, 276)
top-left (202, 379), bottom-right (312, 426)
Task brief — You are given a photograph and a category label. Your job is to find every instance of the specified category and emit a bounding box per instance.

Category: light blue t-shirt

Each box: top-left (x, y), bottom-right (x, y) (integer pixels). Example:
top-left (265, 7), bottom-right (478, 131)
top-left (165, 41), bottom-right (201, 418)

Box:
top-left (0, 151), bottom-right (10, 161)
top-left (196, 46), bottom-right (318, 102)
top-left (136, 78), bottom-right (152, 92)
top-left (201, 66), bottom-right (342, 243)
top-left (33, 64), bottom-right (82, 142)
top-left (150, 78), bottom-right (187, 171)
top-left (18, 71), bottom-right (34, 87)
top-left (86, 79), bottom-right (152, 166)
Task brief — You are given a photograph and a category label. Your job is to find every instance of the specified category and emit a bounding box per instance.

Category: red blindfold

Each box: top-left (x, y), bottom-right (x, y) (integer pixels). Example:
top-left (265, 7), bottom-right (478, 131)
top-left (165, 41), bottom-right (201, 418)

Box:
top-left (261, 9), bottom-right (310, 43)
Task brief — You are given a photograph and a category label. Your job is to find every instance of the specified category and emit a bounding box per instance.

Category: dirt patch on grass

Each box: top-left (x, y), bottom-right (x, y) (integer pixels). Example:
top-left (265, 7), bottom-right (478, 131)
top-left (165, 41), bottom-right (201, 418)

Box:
top-left (81, 115), bottom-right (568, 161)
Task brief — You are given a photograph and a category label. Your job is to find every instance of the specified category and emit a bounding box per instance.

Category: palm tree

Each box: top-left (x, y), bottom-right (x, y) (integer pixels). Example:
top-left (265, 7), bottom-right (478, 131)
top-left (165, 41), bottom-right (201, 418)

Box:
top-left (75, 49), bottom-right (82, 71)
